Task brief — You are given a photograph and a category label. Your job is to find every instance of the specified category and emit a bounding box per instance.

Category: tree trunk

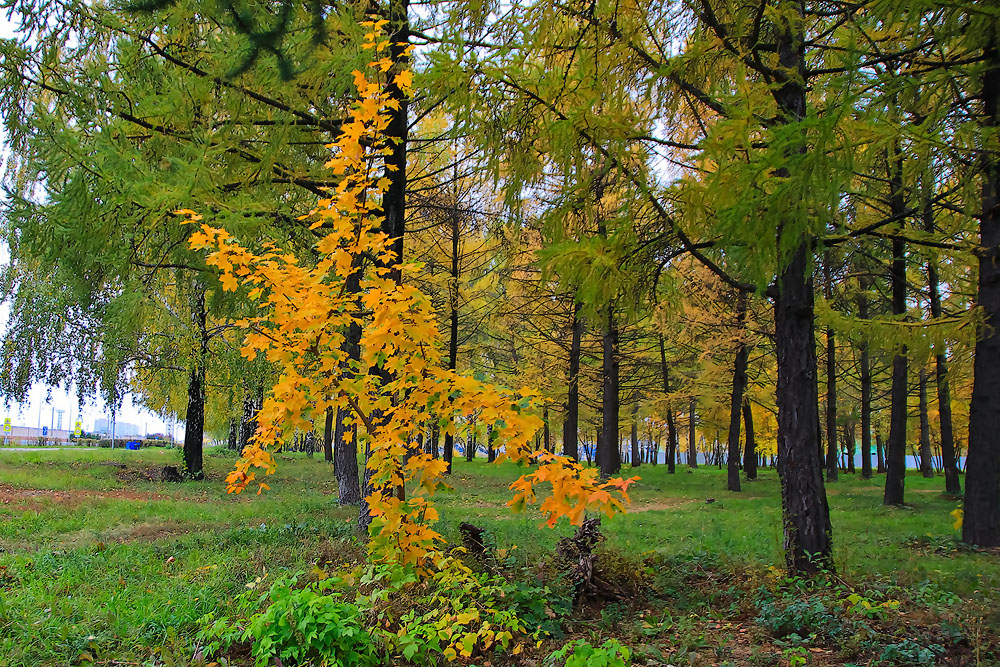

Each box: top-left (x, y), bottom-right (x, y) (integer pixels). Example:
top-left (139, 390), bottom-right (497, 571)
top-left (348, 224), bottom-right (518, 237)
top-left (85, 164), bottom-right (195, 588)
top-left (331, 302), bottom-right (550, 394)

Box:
top-left (727, 294), bottom-right (748, 492)
top-left (884, 236), bottom-right (909, 506)
top-left (876, 432), bottom-right (886, 474)
top-left (918, 367), bottom-right (935, 479)
top-left (743, 399), bottom-right (757, 480)
top-left (597, 304), bottom-right (621, 477)
top-left (923, 181), bottom-right (961, 495)
top-left (183, 286), bottom-right (207, 481)
top-left (323, 408), bottom-right (334, 463)
top-left (964, 32), bottom-right (1000, 547)
top-left (563, 301), bottom-right (583, 461)
top-left (630, 404), bottom-right (640, 468)
top-left (859, 284), bottom-right (873, 479)
top-left (358, 0), bottom-right (409, 532)
top-left (442, 198), bottom-right (460, 474)
top-left (688, 396), bottom-right (698, 468)
top-left (658, 334), bottom-right (678, 473)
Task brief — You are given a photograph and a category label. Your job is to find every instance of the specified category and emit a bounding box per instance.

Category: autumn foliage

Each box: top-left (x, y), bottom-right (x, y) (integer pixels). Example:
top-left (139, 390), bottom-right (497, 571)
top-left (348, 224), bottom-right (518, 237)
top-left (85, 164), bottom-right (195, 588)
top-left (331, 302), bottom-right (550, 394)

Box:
top-left (178, 21), bottom-right (636, 569)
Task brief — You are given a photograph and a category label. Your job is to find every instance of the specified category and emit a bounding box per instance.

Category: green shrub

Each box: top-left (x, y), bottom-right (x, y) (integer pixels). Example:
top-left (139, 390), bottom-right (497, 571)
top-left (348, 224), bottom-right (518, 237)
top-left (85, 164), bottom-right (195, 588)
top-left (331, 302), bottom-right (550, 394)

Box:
top-left (545, 638), bottom-right (632, 667)
top-left (198, 575), bottom-right (382, 667)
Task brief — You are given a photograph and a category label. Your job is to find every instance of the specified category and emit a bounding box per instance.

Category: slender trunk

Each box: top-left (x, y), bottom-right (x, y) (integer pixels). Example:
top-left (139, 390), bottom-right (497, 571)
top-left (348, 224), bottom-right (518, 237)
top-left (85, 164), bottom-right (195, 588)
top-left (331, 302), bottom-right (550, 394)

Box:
top-left (688, 397), bottom-right (698, 468)
top-left (597, 304), bottom-right (621, 477)
top-left (743, 400), bottom-right (757, 480)
top-left (884, 134), bottom-right (909, 506)
top-left (543, 406), bottom-right (551, 453)
top-left (918, 367), bottom-right (935, 478)
top-left (859, 282), bottom-right (873, 479)
top-left (443, 201), bottom-right (460, 474)
top-left (183, 286), bottom-right (207, 480)
top-left (466, 415), bottom-right (476, 461)
top-left (563, 301), bottom-right (583, 461)
top-left (824, 255), bottom-right (838, 482)
top-left (876, 432), bottom-right (886, 474)
top-left (923, 181), bottom-right (961, 494)
top-left (964, 32), bottom-right (1000, 546)
top-left (630, 404), bottom-right (640, 468)
top-left (658, 334), bottom-right (678, 473)
top-left (323, 408), bottom-right (334, 463)
top-left (846, 423), bottom-right (856, 474)
top-left (884, 241), bottom-right (909, 504)
top-left (727, 294), bottom-right (748, 492)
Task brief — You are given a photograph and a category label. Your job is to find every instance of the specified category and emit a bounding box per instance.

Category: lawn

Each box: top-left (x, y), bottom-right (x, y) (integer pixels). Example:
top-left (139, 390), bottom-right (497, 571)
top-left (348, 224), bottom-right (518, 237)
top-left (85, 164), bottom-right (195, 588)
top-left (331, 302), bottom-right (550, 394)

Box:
top-left (0, 446), bottom-right (993, 666)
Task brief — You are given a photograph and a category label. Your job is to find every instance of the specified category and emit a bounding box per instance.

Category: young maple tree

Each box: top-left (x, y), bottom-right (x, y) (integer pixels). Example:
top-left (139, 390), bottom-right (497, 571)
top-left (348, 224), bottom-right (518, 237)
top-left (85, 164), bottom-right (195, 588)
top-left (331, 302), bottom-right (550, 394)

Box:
top-left (178, 21), bottom-right (636, 568)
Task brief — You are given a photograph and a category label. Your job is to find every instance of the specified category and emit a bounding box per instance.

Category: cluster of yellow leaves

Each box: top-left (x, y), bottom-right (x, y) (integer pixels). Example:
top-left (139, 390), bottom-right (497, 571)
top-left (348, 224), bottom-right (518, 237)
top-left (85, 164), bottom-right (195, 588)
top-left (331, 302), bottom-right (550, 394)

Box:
top-left (179, 20), bottom-right (635, 570)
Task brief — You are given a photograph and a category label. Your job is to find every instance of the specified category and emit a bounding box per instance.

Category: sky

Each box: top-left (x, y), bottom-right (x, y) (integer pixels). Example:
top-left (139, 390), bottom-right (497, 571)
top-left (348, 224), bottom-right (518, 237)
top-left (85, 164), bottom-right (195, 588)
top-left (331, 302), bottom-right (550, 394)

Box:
top-left (0, 12), bottom-right (176, 437)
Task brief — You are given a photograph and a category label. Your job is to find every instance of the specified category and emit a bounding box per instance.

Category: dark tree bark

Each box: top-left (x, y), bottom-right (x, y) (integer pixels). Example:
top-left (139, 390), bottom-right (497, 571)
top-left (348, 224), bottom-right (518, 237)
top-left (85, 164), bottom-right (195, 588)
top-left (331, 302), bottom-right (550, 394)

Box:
top-left (688, 396), bottom-right (698, 468)
top-left (442, 199), bottom-right (460, 474)
top-left (884, 237), bottom-right (909, 505)
top-left (359, 0), bottom-right (409, 531)
top-left (486, 424), bottom-right (496, 463)
top-left (597, 304), bottom-right (622, 477)
top-left (923, 183), bottom-right (961, 494)
top-left (334, 407), bottom-right (362, 505)
top-left (183, 286), bottom-right (207, 480)
top-left (543, 406), bottom-right (551, 453)
top-left (770, 8), bottom-right (834, 572)
top-left (563, 301), bottom-right (583, 461)
top-left (727, 294), bottom-right (749, 492)
top-left (883, 133), bottom-right (910, 506)
top-left (964, 33), bottom-right (1000, 547)
top-left (466, 414), bottom-right (476, 461)
top-left (743, 399), bottom-right (757, 480)
top-left (918, 368), bottom-right (935, 479)
top-left (876, 432), bottom-right (886, 474)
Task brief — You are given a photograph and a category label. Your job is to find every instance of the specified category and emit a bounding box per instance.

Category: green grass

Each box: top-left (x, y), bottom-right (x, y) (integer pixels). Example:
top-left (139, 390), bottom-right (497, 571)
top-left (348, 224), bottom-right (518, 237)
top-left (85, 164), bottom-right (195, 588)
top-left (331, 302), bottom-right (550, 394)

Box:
top-left (0, 446), bottom-right (992, 666)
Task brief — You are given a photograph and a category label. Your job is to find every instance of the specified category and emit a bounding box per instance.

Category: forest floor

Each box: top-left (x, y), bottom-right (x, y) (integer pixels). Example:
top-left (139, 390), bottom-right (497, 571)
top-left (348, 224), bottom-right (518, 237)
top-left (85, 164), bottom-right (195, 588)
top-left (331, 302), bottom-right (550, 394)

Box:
top-left (0, 446), bottom-right (996, 666)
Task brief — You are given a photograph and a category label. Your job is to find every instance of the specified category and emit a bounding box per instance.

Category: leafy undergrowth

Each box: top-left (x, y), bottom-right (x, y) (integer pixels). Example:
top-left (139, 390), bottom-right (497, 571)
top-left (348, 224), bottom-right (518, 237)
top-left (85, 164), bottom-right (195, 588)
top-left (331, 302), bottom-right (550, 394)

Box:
top-left (187, 541), bottom-right (999, 667)
top-left (0, 447), bottom-right (997, 666)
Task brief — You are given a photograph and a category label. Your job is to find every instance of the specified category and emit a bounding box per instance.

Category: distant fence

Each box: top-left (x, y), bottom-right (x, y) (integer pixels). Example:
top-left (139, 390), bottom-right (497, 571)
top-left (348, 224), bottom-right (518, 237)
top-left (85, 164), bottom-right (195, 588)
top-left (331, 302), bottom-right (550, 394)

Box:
top-left (0, 437), bottom-right (175, 449)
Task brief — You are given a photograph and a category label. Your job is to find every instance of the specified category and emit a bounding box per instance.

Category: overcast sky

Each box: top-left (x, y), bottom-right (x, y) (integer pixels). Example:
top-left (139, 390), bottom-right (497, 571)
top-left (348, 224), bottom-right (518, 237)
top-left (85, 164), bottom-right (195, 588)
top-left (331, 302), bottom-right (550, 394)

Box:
top-left (0, 12), bottom-right (175, 436)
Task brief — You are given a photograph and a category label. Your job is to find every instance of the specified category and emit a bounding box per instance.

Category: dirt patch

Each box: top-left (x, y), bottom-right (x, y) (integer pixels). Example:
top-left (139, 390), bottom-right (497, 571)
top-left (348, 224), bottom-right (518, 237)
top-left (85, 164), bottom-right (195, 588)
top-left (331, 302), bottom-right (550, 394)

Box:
top-left (0, 483), bottom-right (175, 512)
top-left (629, 498), bottom-right (697, 512)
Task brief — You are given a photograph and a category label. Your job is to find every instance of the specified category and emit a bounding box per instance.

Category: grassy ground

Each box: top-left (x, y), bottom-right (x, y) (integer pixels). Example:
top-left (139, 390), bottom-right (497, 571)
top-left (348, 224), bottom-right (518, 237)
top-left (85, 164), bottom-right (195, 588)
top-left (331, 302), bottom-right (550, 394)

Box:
top-left (0, 446), bottom-right (993, 666)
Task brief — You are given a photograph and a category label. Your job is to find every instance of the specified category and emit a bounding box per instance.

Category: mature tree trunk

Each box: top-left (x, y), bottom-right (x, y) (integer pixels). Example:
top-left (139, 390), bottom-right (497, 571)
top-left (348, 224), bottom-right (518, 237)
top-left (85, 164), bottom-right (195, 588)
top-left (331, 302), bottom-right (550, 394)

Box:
top-left (727, 294), bottom-right (749, 492)
top-left (884, 236), bottom-right (909, 506)
top-left (334, 407), bottom-right (362, 505)
top-left (486, 424), bottom-right (496, 463)
top-left (183, 286), bottom-right (207, 480)
top-left (359, 0), bottom-right (409, 531)
top-left (563, 301), bottom-right (583, 461)
top-left (770, 7), bottom-right (834, 572)
top-left (876, 432), bottom-right (886, 474)
top-left (597, 304), bottom-right (621, 477)
top-left (965, 34), bottom-right (1000, 547)
top-left (923, 183), bottom-right (961, 494)
top-left (743, 399), bottom-right (757, 480)
top-left (918, 368), bottom-right (935, 479)
top-left (688, 397), bottom-right (698, 468)
top-left (442, 200), bottom-right (460, 474)
top-left (543, 406), bottom-right (551, 453)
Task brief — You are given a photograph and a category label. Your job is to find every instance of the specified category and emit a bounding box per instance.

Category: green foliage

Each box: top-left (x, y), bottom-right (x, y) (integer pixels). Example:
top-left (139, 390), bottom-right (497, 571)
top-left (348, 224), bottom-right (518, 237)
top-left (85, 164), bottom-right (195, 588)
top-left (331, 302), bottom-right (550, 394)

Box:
top-left (545, 638), bottom-right (632, 667)
top-left (755, 596), bottom-right (845, 642)
top-left (199, 575), bottom-right (382, 667)
top-left (878, 640), bottom-right (945, 666)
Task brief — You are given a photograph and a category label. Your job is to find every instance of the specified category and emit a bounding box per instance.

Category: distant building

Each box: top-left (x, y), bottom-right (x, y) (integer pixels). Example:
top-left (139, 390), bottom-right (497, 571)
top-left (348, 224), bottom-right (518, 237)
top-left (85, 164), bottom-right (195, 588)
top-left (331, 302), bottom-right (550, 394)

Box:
top-left (93, 418), bottom-right (142, 437)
